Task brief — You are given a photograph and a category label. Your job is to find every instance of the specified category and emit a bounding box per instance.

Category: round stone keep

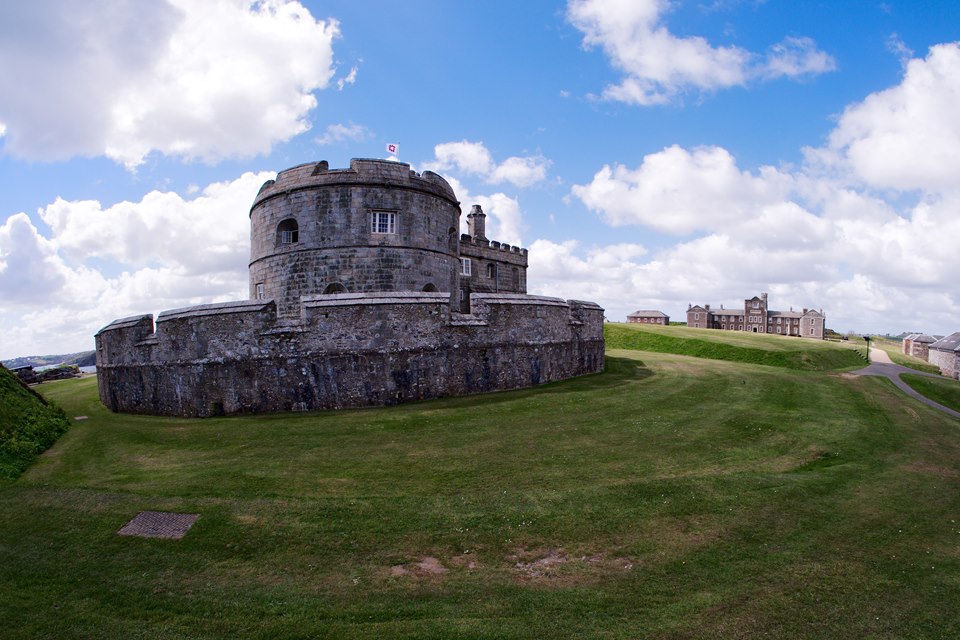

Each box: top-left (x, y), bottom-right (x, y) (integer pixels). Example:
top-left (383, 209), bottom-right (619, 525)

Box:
top-left (249, 158), bottom-right (462, 317)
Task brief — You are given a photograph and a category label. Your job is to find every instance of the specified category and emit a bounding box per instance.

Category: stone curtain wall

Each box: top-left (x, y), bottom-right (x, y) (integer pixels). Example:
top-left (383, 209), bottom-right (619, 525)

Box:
top-left (96, 293), bottom-right (604, 417)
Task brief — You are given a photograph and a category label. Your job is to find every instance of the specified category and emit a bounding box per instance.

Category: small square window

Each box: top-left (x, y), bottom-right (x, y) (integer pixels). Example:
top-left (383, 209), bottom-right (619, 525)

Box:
top-left (371, 211), bottom-right (397, 234)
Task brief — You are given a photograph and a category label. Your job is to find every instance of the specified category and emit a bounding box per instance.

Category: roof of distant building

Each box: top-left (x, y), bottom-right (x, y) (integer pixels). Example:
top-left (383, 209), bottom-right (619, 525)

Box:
top-left (930, 331), bottom-right (960, 352)
top-left (627, 310), bottom-right (668, 317)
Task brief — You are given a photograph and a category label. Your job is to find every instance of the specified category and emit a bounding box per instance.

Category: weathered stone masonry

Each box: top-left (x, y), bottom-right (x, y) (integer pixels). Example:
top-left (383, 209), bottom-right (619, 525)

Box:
top-left (96, 159), bottom-right (604, 417)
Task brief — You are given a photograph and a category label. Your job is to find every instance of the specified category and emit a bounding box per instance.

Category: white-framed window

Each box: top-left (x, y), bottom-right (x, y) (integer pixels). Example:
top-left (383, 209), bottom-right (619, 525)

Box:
top-left (460, 257), bottom-right (472, 276)
top-left (371, 210), bottom-right (397, 234)
top-left (276, 218), bottom-right (299, 245)
top-left (694, 312), bottom-right (700, 320)
top-left (255, 283), bottom-right (265, 300)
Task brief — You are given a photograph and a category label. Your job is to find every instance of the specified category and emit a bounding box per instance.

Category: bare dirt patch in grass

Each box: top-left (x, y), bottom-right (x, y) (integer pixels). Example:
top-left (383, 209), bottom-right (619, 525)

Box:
top-left (389, 556), bottom-right (449, 577)
top-left (513, 547), bottom-right (569, 579)
top-left (509, 547), bottom-right (637, 585)
top-left (449, 552), bottom-right (482, 571)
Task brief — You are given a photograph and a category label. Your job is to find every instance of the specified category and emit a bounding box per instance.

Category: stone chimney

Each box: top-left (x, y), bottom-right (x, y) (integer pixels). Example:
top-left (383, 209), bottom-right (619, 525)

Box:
top-left (467, 204), bottom-right (487, 240)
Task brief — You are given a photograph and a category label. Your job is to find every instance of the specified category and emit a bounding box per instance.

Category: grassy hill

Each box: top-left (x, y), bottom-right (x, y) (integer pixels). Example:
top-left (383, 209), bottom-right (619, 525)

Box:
top-left (605, 322), bottom-right (867, 370)
top-left (0, 365), bottom-right (71, 479)
top-left (2, 332), bottom-right (959, 638)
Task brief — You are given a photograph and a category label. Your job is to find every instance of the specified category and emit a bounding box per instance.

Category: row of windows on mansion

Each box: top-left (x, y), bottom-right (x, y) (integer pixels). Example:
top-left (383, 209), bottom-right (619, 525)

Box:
top-left (687, 293), bottom-right (826, 339)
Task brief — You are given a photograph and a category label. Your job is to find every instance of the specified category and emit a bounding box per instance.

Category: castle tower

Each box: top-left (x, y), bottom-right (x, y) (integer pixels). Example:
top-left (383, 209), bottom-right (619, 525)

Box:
top-left (467, 204), bottom-right (487, 240)
top-left (248, 159), bottom-right (462, 317)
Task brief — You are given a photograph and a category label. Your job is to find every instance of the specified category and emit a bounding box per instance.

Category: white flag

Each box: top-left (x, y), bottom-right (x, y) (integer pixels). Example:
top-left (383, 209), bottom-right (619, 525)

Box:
top-left (386, 143), bottom-right (399, 155)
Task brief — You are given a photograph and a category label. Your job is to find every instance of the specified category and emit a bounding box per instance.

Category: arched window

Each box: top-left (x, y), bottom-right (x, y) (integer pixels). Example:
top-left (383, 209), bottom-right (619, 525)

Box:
top-left (422, 283), bottom-right (437, 292)
top-left (323, 283), bottom-right (347, 294)
top-left (276, 219), bottom-right (299, 245)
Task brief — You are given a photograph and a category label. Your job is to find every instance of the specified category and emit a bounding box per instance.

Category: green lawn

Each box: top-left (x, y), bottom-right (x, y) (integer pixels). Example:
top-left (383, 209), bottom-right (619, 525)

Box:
top-left (3, 335), bottom-right (960, 638)
top-left (901, 373), bottom-right (960, 412)
top-left (605, 322), bottom-right (866, 370)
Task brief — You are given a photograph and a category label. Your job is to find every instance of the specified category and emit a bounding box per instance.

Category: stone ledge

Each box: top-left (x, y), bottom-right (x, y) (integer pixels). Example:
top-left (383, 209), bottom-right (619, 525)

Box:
top-left (157, 300), bottom-right (274, 322)
top-left (472, 293), bottom-right (569, 307)
top-left (97, 314), bottom-right (153, 334)
top-left (568, 299), bottom-right (605, 311)
top-left (301, 291), bottom-right (451, 308)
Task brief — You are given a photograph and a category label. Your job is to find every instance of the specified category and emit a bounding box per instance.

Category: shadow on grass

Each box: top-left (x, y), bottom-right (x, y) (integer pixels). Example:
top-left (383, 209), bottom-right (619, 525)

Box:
top-left (396, 355), bottom-right (654, 410)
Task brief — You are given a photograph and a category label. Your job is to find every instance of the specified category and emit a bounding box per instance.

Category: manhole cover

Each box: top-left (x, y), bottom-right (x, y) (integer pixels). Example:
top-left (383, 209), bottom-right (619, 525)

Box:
top-left (117, 511), bottom-right (199, 539)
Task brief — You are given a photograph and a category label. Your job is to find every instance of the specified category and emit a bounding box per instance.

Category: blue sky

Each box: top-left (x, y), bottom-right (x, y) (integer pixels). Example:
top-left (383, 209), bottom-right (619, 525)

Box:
top-left (2, 0), bottom-right (960, 358)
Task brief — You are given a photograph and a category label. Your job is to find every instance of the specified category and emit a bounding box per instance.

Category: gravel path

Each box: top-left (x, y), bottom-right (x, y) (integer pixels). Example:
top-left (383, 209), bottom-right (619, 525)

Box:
top-left (851, 347), bottom-right (960, 420)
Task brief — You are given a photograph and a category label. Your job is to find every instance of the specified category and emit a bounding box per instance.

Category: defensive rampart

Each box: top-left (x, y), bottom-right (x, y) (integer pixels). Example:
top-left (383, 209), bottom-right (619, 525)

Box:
top-left (96, 292), bottom-right (604, 417)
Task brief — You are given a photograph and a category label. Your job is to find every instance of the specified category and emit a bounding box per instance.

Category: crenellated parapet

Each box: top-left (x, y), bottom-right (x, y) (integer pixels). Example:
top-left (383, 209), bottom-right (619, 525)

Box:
top-left (96, 292), bottom-right (604, 416)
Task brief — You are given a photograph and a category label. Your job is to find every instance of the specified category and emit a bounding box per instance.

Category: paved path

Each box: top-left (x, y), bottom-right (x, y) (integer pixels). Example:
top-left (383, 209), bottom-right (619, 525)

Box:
top-left (851, 347), bottom-right (960, 420)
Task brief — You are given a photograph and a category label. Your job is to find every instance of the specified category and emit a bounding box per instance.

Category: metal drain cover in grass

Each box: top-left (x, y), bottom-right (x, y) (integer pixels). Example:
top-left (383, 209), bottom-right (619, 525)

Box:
top-left (118, 511), bottom-right (199, 539)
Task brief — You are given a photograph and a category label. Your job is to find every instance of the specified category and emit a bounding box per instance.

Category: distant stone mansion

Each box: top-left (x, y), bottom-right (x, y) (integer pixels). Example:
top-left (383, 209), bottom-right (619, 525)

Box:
top-left (627, 310), bottom-right (669, 325)
top-left (687, 293), bottom-right (825, 339)
top-left (96, 159), bottom-right (604, 417)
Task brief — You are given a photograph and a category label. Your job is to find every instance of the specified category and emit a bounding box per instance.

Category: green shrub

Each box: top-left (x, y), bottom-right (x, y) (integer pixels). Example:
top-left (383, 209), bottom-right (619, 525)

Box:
top-left (0, 367), bottom-right (70, 479)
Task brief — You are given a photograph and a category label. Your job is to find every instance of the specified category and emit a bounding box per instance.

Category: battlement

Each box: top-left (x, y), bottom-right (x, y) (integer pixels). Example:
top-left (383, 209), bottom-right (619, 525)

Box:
top-left (96, 291), bottom-right (604, 416)
top-left (253, 158), bottom-right (458, 211)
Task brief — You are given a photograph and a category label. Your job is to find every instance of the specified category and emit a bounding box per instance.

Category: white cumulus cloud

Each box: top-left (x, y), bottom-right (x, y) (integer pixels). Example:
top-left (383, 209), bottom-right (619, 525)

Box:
top-left (337, 65), bottom-right (359, 91)
top-left (39, 171), bottom-right (274, 276)
top-left (0, 171), bottom-right (274, 357)
top-left (0, 213), bottom-right (70, 303)
top-left (0, 0), bottom-right (339, 168)
top-left (315, 122), bottom-right (372, 146)
top-left (823, 42), bottom-right (960, 194)
top-left (426, 141), bottom-right (551, 188)
top-left (571, 145), bottom-right (792, 235)
top-left (567, 0), bottom-right (835, 105)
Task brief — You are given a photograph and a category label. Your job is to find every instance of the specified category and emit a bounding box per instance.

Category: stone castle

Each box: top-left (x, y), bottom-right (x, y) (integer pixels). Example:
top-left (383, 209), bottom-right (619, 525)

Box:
top-left (95, 159), bottom-right (604, 417)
